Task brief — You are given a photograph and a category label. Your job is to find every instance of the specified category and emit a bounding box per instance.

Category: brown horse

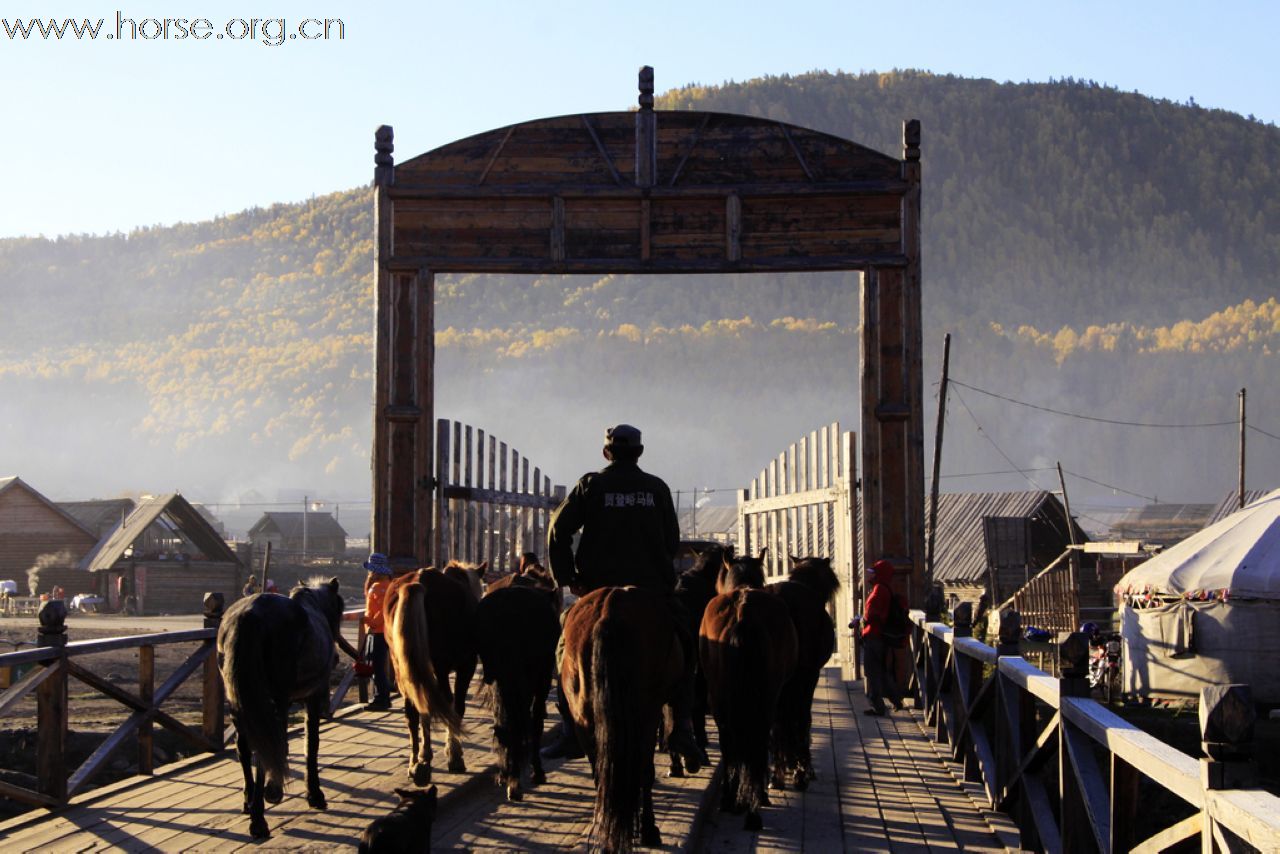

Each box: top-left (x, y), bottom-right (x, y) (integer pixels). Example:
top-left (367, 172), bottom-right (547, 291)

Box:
top-left (562, 586), bottom-right (687, 852)
top-left (700, 551), bottom-right (798, 831)
top-left (385, 560), bottom-right (485, 785)
top-left (475, 564), bottom-right (561, 800)
top-left (767, 555), bottom-right (840, 790)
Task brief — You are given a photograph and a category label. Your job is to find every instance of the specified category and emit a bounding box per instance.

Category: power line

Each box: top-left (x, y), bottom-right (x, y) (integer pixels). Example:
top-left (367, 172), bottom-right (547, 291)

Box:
top-left (939, 467), bottom-right (1055, 479)
top-left (1060, 468), bottom-right (1158, 503)
top-left (950, 379), bottom-right (1238, 428)
top-left (1250, 424), bottom-right (1280, 442)
top-left (951, 387), bottom-right (1046, 493)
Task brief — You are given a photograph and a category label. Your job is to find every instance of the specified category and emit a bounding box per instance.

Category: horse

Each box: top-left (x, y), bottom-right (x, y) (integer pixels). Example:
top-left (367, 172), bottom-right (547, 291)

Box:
top-left (716, 548), bottom-right (767, 594)
top-left (700, 551), bottom-right (798, 831)
top-left (475, 564), bottom-right (561, 800)
top-left (767, 555), bottom-right (840, 790)
top-left (385, 560), bottom-right (485, 785)
top-left (562, 586), bottom-right (687, 852)
top-left (664, 543), bottom-right (733, 777)
top-left (358, 785), bottom-right (437, 853)
top-left (216, 576), bottom-right (347, 839)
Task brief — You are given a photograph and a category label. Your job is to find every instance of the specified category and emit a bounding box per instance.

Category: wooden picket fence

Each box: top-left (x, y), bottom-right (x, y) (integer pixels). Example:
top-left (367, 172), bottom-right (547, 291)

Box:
top-left (737, 423), bottom-right (859, 676)
top-left (434, 419), bottom-right (565, 575)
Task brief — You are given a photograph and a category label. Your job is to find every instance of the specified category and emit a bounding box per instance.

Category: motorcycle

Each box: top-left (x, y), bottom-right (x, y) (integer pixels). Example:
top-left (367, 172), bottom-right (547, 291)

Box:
top-left (1087, 632), bottom-right (1122, 703)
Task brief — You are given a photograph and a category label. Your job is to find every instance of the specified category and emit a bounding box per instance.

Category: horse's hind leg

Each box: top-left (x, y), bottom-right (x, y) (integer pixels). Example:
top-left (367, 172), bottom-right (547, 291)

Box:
top-left (446, 663), bottom-right (474, 773)
top-left (235, 726), bottom-right (254, 814)
top-left (405, 703), bottom-right (433, 785)
top-left (640, 757), bottom-right (662, 847)
top-left (249, 758), bottom-right (270, 839)
top-left (304, 693), bottom-right (327, 810)
top-left (529, 684), bottom-right (549, 786)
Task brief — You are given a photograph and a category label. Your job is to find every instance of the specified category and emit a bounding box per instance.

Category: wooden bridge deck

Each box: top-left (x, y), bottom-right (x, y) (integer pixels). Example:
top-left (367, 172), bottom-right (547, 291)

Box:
top-left (0, 670), bottom-right (1017, 852)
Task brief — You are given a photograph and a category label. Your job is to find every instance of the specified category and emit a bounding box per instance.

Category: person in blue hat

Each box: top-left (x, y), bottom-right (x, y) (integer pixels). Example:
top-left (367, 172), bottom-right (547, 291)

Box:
top-left (362, 552), bottom-right (394, 711)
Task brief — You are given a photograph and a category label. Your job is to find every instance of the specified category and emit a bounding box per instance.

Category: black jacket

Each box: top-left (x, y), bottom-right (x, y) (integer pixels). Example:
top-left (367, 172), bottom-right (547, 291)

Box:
top-left (548, 460), bottom-right (679, 593)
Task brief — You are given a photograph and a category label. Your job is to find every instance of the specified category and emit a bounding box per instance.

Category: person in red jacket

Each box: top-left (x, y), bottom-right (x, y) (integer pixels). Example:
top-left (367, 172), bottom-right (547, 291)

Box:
top-left (860, 558), bottom-right (906, 716)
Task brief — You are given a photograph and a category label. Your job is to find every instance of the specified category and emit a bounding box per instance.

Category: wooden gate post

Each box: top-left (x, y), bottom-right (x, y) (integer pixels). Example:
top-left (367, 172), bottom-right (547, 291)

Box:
top-left (201, 592), bottom-right (225, 748)
top-left (860, 120), bottom-right (925, 611)
top-left (35, 599), bottom-right (69, 803)
top-left (373, 126), bottom-right (436, 570)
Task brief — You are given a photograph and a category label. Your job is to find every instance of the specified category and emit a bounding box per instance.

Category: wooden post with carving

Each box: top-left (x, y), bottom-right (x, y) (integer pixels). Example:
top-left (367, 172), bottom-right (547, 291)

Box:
top-left (202, 592), bottom-right (225, 748)
top-left (36, 599), bottom-right (69, 803)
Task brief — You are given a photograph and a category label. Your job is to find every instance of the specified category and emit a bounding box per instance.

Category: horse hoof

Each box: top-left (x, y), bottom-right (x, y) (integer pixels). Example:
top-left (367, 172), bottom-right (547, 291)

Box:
top-left (666, 766), bottom-right (685, 779)
top-left (793, 773), bottom-right (809, 792)
top-left (410, 764), bottom-right (431, 786)
top-left (249, 818), bottom-right (270, 839)
top-left (745, 812), bottom-right (763, 832)
top-left (307, 791), bottom-right (327, 810)
top-left (506, 784), bottom-right (522, 802)
top-left (641, 825), bottom-right (663, 847)
top-left (769, 777), bottom-right (785, 791)
top-left (264, 783), bottom-right (284, 805)
top-left (530, 769), bottom-right (546, 786)
top-left (447, 758), bottom-right (466, 773)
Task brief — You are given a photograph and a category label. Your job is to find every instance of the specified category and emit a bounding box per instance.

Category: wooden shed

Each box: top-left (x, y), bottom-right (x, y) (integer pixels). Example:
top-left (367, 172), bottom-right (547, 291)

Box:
top-left (247, 511), bottom-right (349, 561)
top-left (0, 476), bottom-right (99, 600)
top-left (929, 490), bottom-right (1088, 604)
top-left (81, 493), bottom-right (241, 615)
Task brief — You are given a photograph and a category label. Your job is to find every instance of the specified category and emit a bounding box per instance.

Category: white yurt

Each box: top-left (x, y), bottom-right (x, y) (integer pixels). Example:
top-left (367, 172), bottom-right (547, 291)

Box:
top-left (1116, 488), bottom-right (1280, 702)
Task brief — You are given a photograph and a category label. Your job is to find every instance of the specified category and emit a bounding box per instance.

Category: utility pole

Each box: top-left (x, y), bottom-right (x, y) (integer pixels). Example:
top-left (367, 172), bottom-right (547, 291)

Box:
top-left (1056, 462), bottom-right (1078, 547)
top-left (302, 495), bottom-right (308, 564)
top-left (927, 333), bottom-right (951, 586)
top-left (1239, 388), bottom-right (1247, 510)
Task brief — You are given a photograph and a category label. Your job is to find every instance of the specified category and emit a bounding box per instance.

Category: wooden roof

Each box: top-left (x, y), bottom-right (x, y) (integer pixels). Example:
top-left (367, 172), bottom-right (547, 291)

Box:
top-left (56, 498), bottom-right (136, 536)
top-left (247, 511), bottom-right (349, 541)
top-left (928, 491), bottom-right (1084, 584)
top-left (0, 476), bottom-right (98, 539)
top-left (81, 493), bottom-right (238, 572)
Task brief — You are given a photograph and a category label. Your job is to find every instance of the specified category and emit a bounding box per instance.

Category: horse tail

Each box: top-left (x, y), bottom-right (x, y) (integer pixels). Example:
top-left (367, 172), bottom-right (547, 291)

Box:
top-left (492, 664), bottom-right (531, 787)
top-left (223, 608), bottom-right (289, 791)
top-left (386, 581), bottom-right (462, 735)
top-left (591, 616), bottom-right (644, 852)
top-left (727, 604), bottom-right (771, 816)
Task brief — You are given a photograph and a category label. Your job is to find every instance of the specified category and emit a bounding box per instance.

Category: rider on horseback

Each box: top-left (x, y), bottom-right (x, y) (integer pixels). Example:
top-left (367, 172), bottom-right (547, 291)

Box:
top-left (542, 423), bottom-right (702, 771)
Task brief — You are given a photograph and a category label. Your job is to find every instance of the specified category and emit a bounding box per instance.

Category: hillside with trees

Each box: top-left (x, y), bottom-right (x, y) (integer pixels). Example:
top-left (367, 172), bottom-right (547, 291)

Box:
top-left (1, 71), bottom-right (1276, 524)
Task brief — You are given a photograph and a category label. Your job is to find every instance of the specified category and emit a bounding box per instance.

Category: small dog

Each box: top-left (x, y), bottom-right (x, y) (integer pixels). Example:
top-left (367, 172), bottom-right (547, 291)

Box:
top-left (358, 785), bottom-right (437, 853)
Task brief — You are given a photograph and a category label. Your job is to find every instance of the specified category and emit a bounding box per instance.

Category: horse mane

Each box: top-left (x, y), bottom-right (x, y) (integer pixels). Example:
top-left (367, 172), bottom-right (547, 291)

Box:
top-left (717, 551), bottom-right (767, 594)
top-left (787, 556), bottom-right (840, 600)
top-left (291, 576), bottom-right (345, 631)
top-left (681, 544), bottom-right (734, 589)
top-left (442, 560), bottom-right (486, 602)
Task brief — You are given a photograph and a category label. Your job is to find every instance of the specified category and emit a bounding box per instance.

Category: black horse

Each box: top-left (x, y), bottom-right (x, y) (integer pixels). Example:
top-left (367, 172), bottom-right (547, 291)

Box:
top-left (665, 543), bottom-right (733, 776)
top-left (475, 569), bottom-right (561, 800)
top-left (217, 576), bottom-right (351, 839)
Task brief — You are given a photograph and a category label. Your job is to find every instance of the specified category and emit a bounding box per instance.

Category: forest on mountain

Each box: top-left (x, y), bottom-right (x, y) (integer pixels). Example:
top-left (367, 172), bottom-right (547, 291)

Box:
top-left (1, 71), bottom-right (1277, 526)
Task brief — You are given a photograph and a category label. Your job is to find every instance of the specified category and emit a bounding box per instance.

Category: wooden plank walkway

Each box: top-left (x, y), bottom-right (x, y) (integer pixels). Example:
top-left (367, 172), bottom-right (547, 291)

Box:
top-left (0, 670), bottom-right (1017, 852)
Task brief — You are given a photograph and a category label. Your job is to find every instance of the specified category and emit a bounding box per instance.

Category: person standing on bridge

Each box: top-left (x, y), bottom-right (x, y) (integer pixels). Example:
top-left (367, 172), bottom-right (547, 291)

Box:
top-left (362, 552), bottom-right (395, 712)
top-left (541, 423), bottom-right (700, 769)
top-left (860, 558), bottom-right (907, 716)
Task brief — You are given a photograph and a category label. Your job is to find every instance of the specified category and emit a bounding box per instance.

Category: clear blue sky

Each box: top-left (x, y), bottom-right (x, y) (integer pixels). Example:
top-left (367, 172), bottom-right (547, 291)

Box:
top-left (2, 0), bottom-right (1276, 238)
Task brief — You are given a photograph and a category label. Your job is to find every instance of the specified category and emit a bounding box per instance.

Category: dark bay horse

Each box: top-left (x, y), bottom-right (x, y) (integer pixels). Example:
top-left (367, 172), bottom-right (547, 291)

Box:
top-left (665, 544), bottom-right (733, 777)
top-left (475, 565), bottom-right (561, 800)
top-left (767, 555), bottom-right (840, 790)
top-left (716, 548), bottom-right (767, 594)
top-left (217, 576), bottom-right (347, 839)
top-left (562, 586), bottom-right (687, 852)
top-left (385, 561), bottom-right (485, 784)
top-left (700, 552), bottom-right (798, 831)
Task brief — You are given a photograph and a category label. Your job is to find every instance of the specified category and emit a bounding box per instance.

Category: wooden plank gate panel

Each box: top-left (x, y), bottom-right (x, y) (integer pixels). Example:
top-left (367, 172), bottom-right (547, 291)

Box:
top-left (738, 423), bottom-right (859, 677)
top-left (434, 418), bottom-right (565, 573)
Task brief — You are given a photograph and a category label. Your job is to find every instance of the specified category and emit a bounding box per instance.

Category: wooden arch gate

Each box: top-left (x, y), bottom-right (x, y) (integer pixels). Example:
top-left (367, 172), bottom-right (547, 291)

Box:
top-left (371, 67), bottom-right (925, 605)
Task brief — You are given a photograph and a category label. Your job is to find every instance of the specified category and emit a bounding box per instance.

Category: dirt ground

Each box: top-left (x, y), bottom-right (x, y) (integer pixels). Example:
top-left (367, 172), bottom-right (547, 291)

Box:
top-left (0, 612), bottom-right (363, 822)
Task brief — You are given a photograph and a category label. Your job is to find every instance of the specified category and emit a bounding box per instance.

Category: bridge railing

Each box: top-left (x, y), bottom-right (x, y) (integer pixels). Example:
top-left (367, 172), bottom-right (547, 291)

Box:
top-left (909, 605), bottom-right (1280, 852)
top-left (0, 595), bottom-right (365, 810)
